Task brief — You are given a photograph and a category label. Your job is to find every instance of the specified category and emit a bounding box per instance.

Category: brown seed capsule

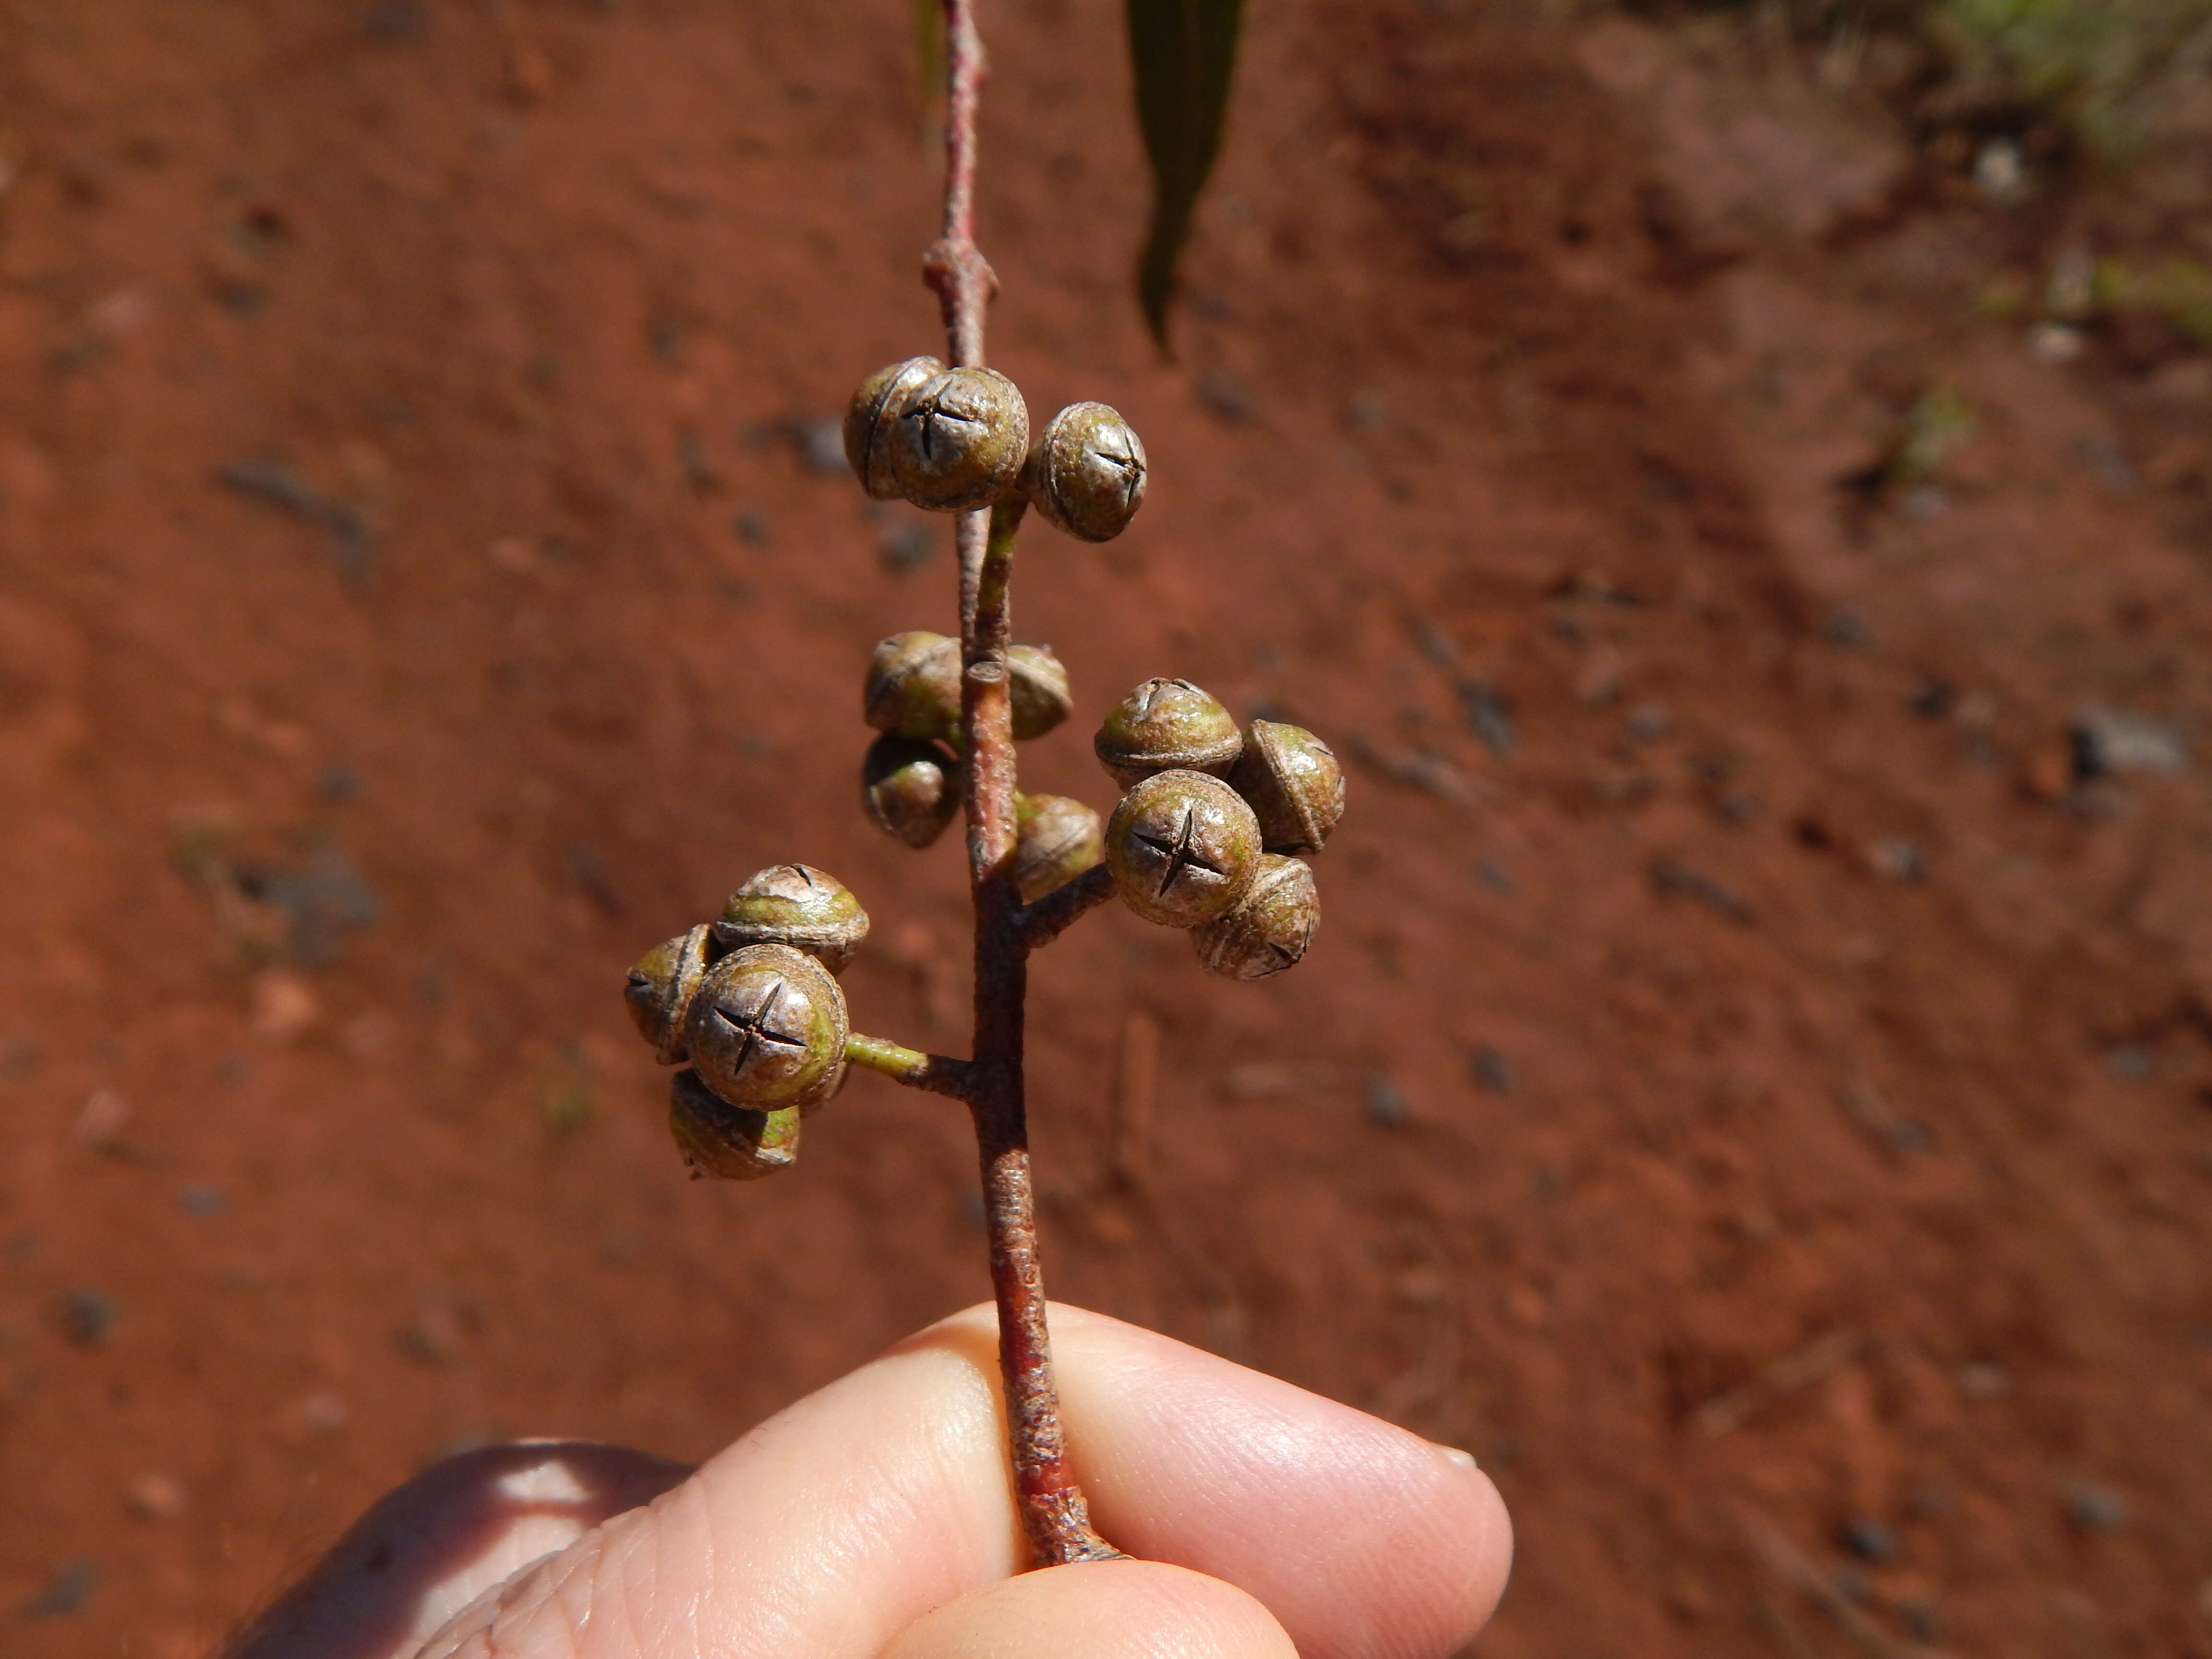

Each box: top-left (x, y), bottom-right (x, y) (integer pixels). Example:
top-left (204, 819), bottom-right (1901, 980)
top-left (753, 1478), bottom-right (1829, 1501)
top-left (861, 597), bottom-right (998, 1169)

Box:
top-left (1093, 677), bottom-right (1244, 788)
top-left (863, 734), bottom-right (961, 849)
top-left (668, 1066), bottom-right (804, 1180)
top-left (1023, 401), bottom-right (1148, 541)
top-left (890, 366), bottom-right (1030, 511)
top-left (864, 630), bottom-right (962, 744)
top-left (1228, 721), bottom-right (1346, 854)
top-left (1011, 793), bottom-right (1104, 904)
top-left (1191, 854), bottom-right (1319, 980)
top-left (1008, 644), bottom-right (1072, 741)
top-left (1104, 769), bottom-right (1262, 927)
top-left (712, 865), bottom-right (870, 974)
top-left (682, 942), bottom-right (850, 1113)
top-left (844, 355), bottom-right (945, 501)
top-left (623, 923), bottom-right (711, 1064)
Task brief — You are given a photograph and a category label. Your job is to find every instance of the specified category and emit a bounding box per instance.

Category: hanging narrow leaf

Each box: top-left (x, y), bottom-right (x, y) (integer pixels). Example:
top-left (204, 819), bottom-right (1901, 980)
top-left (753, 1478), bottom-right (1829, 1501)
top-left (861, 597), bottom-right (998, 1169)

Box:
top-left (914, 0), bottom-right (946, 146)
top-left (1126, 0), bottom-right (1244, 350)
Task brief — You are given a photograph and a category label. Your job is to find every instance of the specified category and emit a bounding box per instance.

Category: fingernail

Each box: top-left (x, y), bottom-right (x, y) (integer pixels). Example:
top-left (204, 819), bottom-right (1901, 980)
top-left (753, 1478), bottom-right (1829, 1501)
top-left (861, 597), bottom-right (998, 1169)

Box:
top-left (1433, 1443), bottom-right (1479, 1471)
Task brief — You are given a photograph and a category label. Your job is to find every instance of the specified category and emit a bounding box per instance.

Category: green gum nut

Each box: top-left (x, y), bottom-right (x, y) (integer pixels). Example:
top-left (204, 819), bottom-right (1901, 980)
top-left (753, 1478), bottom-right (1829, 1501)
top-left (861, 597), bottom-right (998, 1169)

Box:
top-left (844, 356), bottom-right (944, 501)
top-left (1093, 677), bottom-right (1244, 789)
top-left (1011, 793), bottom-right (1104, 904)
top-left (1023, 401), bottom-right (1148, 542)
top-left (1192, 854), bottom-right (1319, 980)
top-left (712, 864), bottom-right (870, 974)
top-left (1228, 720), bottom-right (1346, 854)
top-left (890, 366), bottom-right (1031, 512)
top-left (1008, 644), bottom-right (1072, 740)
top-left (863, 734), bottom-right (961, 849)
top-left (864, 630), bottom-right (962, 744)
top-left (1104, 769), bottom-right (1262, 928)
top-left (623, 923), bottom-right (711, 1064)
top-left (682, 942), bottom-right (851, 1114)
top-left (668, 1066), bottom-right (803, 1180)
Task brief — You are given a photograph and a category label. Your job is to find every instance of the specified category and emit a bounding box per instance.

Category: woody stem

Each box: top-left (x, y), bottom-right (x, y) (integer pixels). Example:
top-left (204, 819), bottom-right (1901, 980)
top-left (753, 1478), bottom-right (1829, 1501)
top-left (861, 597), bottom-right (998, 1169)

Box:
top-left (924, 0), bottom-right (1121, 1570)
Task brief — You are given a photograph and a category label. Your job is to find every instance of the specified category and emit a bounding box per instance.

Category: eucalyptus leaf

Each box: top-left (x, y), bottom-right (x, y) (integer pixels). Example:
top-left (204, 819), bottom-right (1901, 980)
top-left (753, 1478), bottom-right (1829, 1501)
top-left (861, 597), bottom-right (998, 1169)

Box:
top-left (914, 0), bottom-right (946, 143)
top-left (1127, 0), bottom-right (1244, 349)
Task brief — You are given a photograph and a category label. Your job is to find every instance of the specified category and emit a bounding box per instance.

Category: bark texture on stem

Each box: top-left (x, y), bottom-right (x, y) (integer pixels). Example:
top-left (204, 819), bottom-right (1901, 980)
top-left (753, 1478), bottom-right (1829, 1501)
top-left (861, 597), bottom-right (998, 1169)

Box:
top-left (926, 0), bottom-right (1121, 1570)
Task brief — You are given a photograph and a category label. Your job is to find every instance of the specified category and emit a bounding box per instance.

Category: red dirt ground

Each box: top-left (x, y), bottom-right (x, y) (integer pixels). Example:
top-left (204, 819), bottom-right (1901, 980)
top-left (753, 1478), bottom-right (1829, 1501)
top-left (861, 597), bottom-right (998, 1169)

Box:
top-left (2, 2), bottom-right (2210, 1655)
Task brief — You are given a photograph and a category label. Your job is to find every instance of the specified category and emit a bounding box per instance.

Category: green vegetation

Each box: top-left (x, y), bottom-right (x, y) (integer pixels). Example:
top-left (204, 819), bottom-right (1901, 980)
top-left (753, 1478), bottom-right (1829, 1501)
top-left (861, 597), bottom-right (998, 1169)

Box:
top-left (1930, 0), bottom-right (2212, 157)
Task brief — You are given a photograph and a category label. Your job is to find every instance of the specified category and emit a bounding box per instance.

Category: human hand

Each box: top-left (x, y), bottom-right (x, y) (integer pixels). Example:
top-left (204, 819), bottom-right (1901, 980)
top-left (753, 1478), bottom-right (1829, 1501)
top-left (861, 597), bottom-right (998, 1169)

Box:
top-left (228, 1302), bottom-right (1512, 1659)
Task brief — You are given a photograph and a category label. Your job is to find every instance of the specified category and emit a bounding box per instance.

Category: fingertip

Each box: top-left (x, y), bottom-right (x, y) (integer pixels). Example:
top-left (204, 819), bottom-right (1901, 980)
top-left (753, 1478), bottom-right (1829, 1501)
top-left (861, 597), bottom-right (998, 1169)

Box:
top-left (882, 1560), bottom-right (1296, 1659)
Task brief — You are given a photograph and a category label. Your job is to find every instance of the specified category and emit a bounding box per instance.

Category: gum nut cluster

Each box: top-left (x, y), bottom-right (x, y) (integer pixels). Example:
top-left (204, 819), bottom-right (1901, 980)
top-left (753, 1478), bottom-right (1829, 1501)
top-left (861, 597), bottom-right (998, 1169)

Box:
top-left (845, 360), bottom-right (1146, 537)
top-left (1093, 679), bottom-right (1346, 980)
top-left (620, 864), bottom-right (870, 1178)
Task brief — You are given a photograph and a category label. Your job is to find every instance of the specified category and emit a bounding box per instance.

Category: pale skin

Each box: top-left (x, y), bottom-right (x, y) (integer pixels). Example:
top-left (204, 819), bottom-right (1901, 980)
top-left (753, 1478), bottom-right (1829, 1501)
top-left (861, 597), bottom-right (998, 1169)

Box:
top-left (228, 1304), bottom-right (1514, 1659)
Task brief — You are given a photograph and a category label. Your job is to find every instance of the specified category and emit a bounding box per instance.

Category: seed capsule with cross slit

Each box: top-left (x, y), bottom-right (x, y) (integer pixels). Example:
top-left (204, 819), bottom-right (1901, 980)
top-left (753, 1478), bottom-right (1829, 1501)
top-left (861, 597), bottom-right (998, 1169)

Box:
top-left (865, 630), bottom-right (963, 745)
top-left (844, 355), bottom-right (945, 501)
top-left (1094, 677), bottom-right (1244, 789)
top-left (712, 865), bottom-right (870, 974)
top-left (862, 734), bottom-right (961, 849)
top-left (1008, 644), bottom-right (1073, 740)
top-left (1192, 854), bottom-right (1319, 980)
top-left (1104, 769), bottom-right (1262, 927)
top-left (668, 1065), bottom-right (804, 1180)
top-left (683, 942), bottom-right (850, 1113)
top-left (1228, 721), bottom-right (1346, 854)
top-left (890, 365), bottom-right (1030, 512)
top-left (1023, 401), bottom-right (1148, 542)
top-left (1011, 793), bottom-right (1104, 904)
top-left (623, 923), bottom-right (711, 1064)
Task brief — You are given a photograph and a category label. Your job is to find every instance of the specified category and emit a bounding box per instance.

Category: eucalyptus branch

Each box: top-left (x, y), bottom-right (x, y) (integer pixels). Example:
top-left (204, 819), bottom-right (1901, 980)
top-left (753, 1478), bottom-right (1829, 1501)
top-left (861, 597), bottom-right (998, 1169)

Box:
top-left (622, 0), bottom-right (1334, 1584)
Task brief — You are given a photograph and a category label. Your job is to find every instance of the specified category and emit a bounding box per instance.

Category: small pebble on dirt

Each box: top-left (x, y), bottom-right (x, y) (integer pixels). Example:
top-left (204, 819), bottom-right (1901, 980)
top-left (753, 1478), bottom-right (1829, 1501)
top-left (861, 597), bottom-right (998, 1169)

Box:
top-left (1456, 680), bottom-right (1516, 757)
top-left (1956, 1361), bottom-right (2013, 1399)
top-left (176, 1184), bottom-right (225, 1216)
top-left (1625, 702), bottom-right (1671, 741)
top-left (60, 1288), bottom-right (117, 1346)
top-left (2065, 1481), bottom-right (2128, 1533)
top-left (1471, 1045), bottom-right (1515, 1095)
top-left (877, 518), bottom-right (935, 574)
top-left (126, 1472), bottom-right (187, 1521)
top-left (20, 1560), bottom-right (97, 1619)
top-left (1195, 369), bottom-right (1254, 422)
top-left (1838, 1517), bottom-right (1900, 1562)
top-left (1899, 1599), bottom-right (1942, 1642)
top-left (733, 506), bottom-right (770, 546)
top-left (1868, 836), bottom-right (1925, 881)
top-left (2071, 707), bottom-right (2188, 779)
top-left (2103, 1046), bottom-right (2153, 1079)
top-left (1363, 1071), bottom-right (1411, 1127)
top-left (789, 416), bottom-right (846, 476)
top-left (1908, 679), bottom-right (1956, 719)
top-left (1474, 860), bottom-right (1514, 894)
top-left (1824, 608), bottom-right (1871, 647)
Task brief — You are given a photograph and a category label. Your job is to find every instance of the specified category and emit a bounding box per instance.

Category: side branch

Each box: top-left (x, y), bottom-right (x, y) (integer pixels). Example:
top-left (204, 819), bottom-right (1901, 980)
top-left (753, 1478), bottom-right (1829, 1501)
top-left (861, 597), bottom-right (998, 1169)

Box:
top-left (845, 1034), bottom-right (973, 1101)
top-left (1016, 864), bottom-right (1115, 951)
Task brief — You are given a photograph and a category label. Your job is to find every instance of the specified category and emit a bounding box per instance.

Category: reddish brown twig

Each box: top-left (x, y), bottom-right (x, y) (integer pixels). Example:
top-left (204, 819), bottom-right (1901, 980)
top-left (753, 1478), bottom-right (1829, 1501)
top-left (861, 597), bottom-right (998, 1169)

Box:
top-left (922, 0), bottom-right (1122, 1569)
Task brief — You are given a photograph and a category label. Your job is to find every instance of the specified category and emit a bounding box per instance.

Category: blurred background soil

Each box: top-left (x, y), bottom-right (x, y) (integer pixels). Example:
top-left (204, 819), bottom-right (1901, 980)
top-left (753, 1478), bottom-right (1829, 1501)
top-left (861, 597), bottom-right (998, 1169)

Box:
top-left (2, 1), bottom-right (2211, 1654)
